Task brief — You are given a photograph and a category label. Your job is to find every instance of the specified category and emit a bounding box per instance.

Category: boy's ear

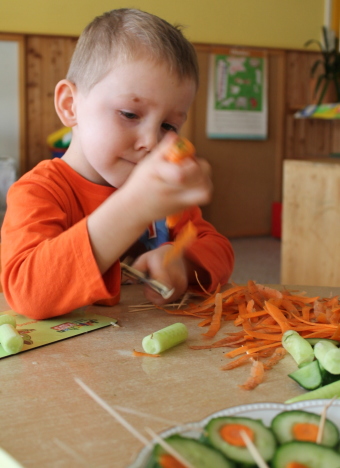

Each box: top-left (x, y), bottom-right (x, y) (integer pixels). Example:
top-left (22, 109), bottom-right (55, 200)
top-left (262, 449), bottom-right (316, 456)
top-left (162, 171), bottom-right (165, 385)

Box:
top-left (54, 79), bottom-right (78, 127)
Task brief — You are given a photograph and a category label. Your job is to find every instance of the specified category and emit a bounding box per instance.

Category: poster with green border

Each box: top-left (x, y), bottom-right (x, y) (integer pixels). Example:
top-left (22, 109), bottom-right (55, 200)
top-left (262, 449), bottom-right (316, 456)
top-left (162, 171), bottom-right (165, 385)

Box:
top-left (213, 54), bottom-right (263, 111)
top-left (0, 309), bottom-right (115, 358)
top-left (206, 53), bottom-right (268, 139)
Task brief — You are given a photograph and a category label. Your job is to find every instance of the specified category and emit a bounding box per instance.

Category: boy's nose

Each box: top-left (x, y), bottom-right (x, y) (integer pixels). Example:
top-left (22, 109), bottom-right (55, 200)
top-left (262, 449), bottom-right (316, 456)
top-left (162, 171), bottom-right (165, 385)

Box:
top-left (135, 128), bottom-right (160, 154)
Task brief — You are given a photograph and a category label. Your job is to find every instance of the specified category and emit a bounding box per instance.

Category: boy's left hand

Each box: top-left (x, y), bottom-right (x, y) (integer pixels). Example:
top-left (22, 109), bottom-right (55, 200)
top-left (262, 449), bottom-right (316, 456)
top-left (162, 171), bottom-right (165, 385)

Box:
top-left (132, 245), bottom-right (188, 305)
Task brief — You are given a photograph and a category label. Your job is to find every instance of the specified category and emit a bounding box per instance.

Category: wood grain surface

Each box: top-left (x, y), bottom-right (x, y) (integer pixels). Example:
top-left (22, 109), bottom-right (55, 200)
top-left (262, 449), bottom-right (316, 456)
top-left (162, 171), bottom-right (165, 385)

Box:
top-left (0, 284), bottom-right (338, 467)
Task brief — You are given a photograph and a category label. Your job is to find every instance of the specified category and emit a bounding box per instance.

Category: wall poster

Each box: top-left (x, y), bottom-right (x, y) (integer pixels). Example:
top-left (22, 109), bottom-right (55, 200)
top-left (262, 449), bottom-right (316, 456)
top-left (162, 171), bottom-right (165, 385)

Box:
top-left (206, 51), bottom-right (268, 139)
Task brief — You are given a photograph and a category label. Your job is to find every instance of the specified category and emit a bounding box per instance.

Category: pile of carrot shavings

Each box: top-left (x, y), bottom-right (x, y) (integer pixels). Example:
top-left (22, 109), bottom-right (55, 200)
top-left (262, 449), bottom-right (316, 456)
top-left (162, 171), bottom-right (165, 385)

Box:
top-left (159, 280), bottom-right (340, 390)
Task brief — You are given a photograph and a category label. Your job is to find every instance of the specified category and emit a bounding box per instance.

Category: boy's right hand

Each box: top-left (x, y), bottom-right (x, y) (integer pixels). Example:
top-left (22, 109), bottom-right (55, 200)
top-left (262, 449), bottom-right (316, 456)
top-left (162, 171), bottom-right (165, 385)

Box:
top-left (121, 133), bottom-right (213, 226)
top-left (87, 134), bottom-right (212, 276)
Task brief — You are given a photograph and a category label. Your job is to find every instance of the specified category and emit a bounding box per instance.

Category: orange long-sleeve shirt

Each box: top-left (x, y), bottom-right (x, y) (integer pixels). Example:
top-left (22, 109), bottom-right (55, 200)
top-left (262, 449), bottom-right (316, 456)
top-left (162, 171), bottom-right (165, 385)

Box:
top-left (1, 158), bottom-right (234, 319)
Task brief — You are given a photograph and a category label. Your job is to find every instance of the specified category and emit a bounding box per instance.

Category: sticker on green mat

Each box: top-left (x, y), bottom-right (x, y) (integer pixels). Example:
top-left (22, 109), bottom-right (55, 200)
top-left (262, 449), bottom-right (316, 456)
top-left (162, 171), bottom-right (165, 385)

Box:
top-left (0, 309), bottom-right (116, 358)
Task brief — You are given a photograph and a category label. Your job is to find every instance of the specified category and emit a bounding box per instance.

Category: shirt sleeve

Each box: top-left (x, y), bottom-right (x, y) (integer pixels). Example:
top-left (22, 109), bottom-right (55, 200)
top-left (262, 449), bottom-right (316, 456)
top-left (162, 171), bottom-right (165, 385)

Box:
top-left (171, 207), bottom-right (235, 292)
top-left (1, 180), bottom-right (120, 319)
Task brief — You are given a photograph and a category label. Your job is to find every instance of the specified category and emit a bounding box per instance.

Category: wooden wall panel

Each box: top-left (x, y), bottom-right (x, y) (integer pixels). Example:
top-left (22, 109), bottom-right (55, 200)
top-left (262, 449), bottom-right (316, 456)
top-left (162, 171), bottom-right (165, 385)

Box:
top-left (285, 51), bottom-right (320, 109)
top-left (284, 50), bottom-right (340, 160)
top-left (193, 48), bottom-right (286, 238)
top-left (26, 36), bottom-right (77, 171)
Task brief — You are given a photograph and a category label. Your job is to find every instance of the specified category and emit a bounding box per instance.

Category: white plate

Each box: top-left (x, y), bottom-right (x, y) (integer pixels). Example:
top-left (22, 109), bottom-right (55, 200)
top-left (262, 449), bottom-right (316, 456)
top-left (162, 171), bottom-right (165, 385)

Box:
top-left (128, 399), bottom-right (340, 468)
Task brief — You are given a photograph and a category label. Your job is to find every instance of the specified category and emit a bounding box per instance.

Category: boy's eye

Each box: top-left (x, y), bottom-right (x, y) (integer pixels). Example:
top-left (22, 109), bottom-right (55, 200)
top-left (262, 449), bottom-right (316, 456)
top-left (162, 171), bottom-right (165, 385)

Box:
top-left (162, 123), bottom-right (177, 133)
top-left (121, 111), bottom-right (137, 119)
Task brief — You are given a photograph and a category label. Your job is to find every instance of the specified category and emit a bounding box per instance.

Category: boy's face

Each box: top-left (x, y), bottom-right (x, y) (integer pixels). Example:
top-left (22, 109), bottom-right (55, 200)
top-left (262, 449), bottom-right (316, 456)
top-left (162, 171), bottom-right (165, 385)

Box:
top-left (66, 58), bottom-right (196, 188)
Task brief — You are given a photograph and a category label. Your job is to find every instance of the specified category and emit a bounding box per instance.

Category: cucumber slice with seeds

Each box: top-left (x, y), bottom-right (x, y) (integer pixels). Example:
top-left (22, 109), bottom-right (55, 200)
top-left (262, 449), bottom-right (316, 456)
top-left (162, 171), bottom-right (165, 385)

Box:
top-left (271, 410), bottom-right (339, 447)
top-left (204, 416), bottom-right (276, 465)
top-left (148, 434), bottom-right (235, 468)
top-left (272, 441), bottom-right (340, 468)
top-left (288, 360), bottom-right (322, 390)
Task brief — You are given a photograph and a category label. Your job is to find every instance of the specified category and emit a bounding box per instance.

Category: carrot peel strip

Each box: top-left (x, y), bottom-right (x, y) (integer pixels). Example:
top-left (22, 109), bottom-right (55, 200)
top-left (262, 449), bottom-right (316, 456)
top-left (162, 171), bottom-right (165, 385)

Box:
top-left (202, 292), bottom-right (223, 338)
top-left (163, 221), bottom-right (197, 266)
top-left (132, 350), bottom-right (161, 357)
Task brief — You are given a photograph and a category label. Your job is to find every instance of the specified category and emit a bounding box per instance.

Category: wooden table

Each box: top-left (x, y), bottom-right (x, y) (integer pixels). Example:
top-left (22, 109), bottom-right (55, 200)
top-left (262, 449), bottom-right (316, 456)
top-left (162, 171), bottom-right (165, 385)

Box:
top-left (1, 284), bottom-right (339, 468)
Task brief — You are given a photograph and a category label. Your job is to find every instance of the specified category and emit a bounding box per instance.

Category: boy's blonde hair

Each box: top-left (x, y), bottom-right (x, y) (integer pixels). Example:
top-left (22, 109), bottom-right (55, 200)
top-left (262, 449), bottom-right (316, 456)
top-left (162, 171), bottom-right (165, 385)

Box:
top-left (67, 8), bottom-right (199, 92)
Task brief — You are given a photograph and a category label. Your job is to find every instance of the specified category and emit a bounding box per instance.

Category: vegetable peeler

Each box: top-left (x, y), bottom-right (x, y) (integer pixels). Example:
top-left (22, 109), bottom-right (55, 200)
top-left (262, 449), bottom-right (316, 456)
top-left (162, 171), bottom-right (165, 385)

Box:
top-left (120, 263), bottom-right (174, 299)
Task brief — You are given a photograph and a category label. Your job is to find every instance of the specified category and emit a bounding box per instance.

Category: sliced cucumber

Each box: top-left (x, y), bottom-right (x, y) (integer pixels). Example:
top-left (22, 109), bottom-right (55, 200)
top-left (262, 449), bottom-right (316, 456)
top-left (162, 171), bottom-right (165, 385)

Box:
top-left (314, 341), bottom-right (340, 374)
top-left (149, 434), bottom-right (235, 468)
top-left (271, 410), bottom-right (339, 447)
top-left (319, 361), bottom-right (340, 386)
top-left (282, 330), bottom-right (314, 367)
top-left (285, 380), bottom-right (340, 403)
top-left (204, 416), bottom-right (276, 465)
top-left (306, 338), bottom-right (340, 346)
top-left (271, 441), bottom-right (340, 468)
top-left (288, 360), bottom-right (322, 390)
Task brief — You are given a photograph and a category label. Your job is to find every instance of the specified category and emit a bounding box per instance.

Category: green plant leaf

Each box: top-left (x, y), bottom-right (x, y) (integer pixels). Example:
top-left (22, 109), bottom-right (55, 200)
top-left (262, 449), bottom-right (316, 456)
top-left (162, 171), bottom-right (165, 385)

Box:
top-left (314, 74), bottom-right (326, 97)
top-left (311, 59), bottom-right (323, 76)
top-left (322, 25), bottom-right (330, 51)
top-left (304, 38), bottom-right (323, 50)
top-left (305, 26), bottom-right (340, 104)
top-left (318, 79), bottom-right (331, 105)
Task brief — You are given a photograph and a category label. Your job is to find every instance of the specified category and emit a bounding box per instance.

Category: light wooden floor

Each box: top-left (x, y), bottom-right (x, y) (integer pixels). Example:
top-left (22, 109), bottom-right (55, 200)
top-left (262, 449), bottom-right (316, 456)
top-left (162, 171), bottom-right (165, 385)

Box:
top-left (229, 236), bottom-right (281, 285)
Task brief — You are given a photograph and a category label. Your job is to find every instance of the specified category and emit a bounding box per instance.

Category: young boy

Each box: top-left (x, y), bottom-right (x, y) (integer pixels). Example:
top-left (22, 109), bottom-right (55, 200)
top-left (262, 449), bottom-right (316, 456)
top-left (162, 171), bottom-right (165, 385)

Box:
top-left (0, 9), bottom-right (234, 319)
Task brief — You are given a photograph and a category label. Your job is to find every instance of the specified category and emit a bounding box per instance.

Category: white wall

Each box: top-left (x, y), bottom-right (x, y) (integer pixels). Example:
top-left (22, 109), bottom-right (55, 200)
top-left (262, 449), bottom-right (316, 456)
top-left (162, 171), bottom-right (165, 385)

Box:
top-left (0, 40), bottom-right (20, 167)
top-left (0, 40), bottom-right (19, 223)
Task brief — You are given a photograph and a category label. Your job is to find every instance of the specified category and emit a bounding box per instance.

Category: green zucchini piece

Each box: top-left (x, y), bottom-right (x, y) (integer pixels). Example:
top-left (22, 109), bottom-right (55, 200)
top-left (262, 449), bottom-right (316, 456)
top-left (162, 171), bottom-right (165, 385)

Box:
top-left (142, 323), bottom-right (188, 354)
top-left (148, 434), bottom-right (235, 468)
top-left (285, 380), bottom-right (340, 403)
top-left (271, 441), bottom-right (340, 468)
top-left (271, 410), bottom-right (339, 447)
top-left (0, 324), bottom-right (23, 354)
top-left (306, 338), bottom-right (340, 346)
top-left (319, 361), bottom-right (340, 386)
top-left (204, 416), bottom-right (276, 465)
top-left (282, 330), bottom-right (314, 367)
top-left (0, 314), bottom-right (16, 328)
top-left (288, 360), bottom-right (322, 390)
top-left (314, 341), bottom-right (340, 374)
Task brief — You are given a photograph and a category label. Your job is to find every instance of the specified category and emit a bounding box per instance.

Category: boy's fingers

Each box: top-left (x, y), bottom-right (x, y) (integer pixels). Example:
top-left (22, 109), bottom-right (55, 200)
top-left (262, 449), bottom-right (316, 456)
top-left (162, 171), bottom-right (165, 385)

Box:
top-left (153, 132), bottom-right (179, 160)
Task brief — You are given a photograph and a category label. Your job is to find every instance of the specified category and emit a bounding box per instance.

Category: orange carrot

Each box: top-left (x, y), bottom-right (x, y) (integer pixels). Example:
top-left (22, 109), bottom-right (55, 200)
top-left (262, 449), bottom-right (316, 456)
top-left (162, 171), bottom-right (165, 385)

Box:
top-left (158, 454), bottom-right (186, 468)
top-left (132, 350), bottom-right (161, 357)
top-left (292, 422), bottom-right (319, 442)
top-left (286, 463), bottom-right (310, 468)
top-left (221, 354), bottom-right (256, 370)
top-left (263, 347), bottom-right (286, 370)
top-left (165, 137), bottom-right (195, 164)
top-left (239, 359), bottom-right (265, 390)
top-left (163, 221), bottom-right (197, 266)
top-left (158, 280), bottom-right (340, 390)
top-left (220, 423), bottom-right (254, 446)
top-left (264, 301), bottom-right (291, 333)
top-left (165, 137), bottom-right (195, 229)
top-left (202, 293), bottom-right (223, 338)
top-left (331, 325), bottom-right (340, 341)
